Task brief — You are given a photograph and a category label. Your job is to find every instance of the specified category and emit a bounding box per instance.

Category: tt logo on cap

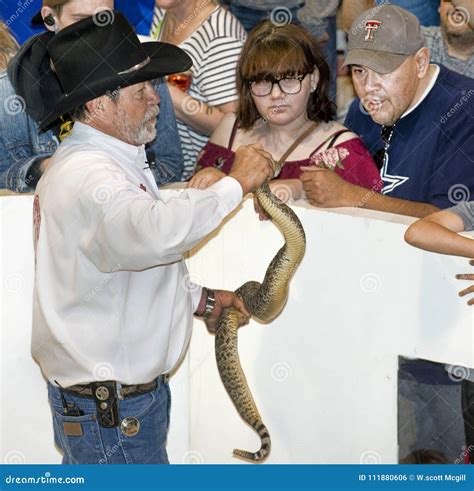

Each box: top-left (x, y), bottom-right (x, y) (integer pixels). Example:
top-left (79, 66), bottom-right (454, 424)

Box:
top-left (364, 20), bottom-right (382, 41)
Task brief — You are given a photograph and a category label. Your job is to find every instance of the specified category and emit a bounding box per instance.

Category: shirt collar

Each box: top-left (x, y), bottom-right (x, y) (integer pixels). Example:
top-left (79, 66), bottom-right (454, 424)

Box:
top-left (70, 122), bottom-right (146, 168)
top-left (401, 64), bottom-right (440, 119)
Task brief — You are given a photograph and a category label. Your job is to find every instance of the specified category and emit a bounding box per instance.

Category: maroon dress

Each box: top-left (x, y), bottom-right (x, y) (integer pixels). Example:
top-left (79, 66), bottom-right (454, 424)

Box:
top-left (196, 123), bottom-right (383, 192)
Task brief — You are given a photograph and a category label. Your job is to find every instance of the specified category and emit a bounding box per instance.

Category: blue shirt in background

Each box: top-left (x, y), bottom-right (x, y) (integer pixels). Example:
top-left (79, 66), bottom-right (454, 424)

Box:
top-left (375, 0), bottom-right (440, 27)
top-left (1, 0), bottom-right (155, 44)
top-left (1, 0), bottom-right (43, 44)
top-left (115, 0), bottom-right (155, 35)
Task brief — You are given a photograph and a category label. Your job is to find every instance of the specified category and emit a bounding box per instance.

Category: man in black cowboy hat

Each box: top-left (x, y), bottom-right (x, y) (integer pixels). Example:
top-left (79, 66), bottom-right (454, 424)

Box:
top-left (1, 0), bottom-right (184, 192)
top-left (32, 12), bottom-right (275, 464)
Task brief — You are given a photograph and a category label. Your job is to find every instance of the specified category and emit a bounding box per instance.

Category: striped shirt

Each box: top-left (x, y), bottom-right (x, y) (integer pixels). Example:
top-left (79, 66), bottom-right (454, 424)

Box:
top-left (151, 6), bottom-right (246, 180)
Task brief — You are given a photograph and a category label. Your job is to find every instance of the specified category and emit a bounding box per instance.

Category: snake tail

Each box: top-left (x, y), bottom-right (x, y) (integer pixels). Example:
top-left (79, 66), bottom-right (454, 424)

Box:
top-left (233, 422), bottom-right (271, 462)
top-left (216, 308), bottom-right (271, 462)
top-left (215, 180), bottom-right (306, 463)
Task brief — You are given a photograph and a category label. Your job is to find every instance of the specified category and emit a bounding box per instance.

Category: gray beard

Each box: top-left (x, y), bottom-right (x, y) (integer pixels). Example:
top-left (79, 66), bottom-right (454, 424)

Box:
top-left (441, 25), bottom-right (474, 53)
top-left (116, 106), bottom-right (158, 146)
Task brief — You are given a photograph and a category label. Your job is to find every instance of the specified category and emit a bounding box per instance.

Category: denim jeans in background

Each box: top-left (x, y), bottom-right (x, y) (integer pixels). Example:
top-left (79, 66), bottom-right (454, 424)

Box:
top-left (300, 14), bottom-right (337, 104)
top-left (375, 0), bottom-right (440, 26)
top-left (229, 3), bottom-right (303, 32)
top-left (47, 379), bottom-right (171, 464)
top-left (0, 70), bottom-right (57, 192)
top-left (0, 72), bottom-right (184, 192)
top-left (398, 360), bottom-right (465, 463)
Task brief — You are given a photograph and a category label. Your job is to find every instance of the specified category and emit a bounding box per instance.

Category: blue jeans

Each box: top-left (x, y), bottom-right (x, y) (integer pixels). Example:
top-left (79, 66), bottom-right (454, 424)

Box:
top-left (47, 378), bottom-right (171, 464)
top-left (398, 363), bottom-right (465, 463)
top-left (300, 15), bottom-right (337, 104)
top-left (229, 3), bottom-right (303, 32)
top-left (1, 72), bottom-right (183, 192)
top-left (375, 0), bottom-right (440, 26)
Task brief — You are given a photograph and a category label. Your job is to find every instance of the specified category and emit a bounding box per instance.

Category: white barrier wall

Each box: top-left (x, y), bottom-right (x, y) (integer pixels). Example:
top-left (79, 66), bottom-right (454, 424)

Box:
top-left (1, 194), bottom-right (473, 464)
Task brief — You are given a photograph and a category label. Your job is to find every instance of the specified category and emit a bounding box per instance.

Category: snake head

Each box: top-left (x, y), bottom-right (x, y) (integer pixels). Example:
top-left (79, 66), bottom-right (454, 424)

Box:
top-left (271, 158), bottom-right (282, 179)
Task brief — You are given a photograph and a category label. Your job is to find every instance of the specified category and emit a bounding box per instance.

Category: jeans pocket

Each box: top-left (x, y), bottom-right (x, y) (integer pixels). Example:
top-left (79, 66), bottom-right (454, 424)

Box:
top-left (117, 383), bottom-right (170, 464)
top-left (51, 407), bottom-right (106, 464)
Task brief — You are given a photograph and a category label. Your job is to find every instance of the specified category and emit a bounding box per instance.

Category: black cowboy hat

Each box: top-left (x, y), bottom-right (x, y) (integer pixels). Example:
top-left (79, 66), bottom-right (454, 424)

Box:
top-left (39, 11), bottom-right (192, 130)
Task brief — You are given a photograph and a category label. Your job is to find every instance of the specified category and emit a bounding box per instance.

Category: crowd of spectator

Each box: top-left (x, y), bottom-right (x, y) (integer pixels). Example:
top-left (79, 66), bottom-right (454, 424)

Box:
top-left (1, 0), bottom-right (473, 465)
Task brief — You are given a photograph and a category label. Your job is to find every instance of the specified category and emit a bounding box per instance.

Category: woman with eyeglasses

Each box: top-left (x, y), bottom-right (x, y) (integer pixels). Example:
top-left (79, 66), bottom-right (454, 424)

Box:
top-left (189, 21), bottom-right (382, 205)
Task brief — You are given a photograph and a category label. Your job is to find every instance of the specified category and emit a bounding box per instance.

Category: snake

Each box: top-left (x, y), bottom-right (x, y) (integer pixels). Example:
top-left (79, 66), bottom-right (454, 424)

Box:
top-left (215, 180), bottom-right (306, 463)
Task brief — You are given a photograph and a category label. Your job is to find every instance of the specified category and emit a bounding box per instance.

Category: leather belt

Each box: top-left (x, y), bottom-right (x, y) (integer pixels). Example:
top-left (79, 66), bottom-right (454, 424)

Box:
top-left (63, 375), bottom-right (166, 399)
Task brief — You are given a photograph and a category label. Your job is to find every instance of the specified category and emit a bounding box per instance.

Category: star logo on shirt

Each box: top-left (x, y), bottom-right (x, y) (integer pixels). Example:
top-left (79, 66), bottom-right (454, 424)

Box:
top-left (380, 154), bottom-right (409, 195)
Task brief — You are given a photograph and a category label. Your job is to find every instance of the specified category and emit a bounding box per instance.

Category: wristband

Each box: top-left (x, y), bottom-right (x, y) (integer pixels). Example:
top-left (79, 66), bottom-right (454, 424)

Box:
top-left (203, 289), bottom-right (216, 319)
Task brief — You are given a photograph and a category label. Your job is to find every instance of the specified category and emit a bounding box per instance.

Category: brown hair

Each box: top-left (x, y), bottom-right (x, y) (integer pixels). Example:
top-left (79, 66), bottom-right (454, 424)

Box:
top-left (0, 21), bottom-right (19, 71)
top-left (237, 21), bottom-right (335, 130)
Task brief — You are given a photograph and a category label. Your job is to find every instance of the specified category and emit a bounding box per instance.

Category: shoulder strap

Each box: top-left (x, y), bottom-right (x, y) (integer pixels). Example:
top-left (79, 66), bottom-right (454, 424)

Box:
top-left (310, 129), bottom-right (352, 156)
top-left (327, 129), bottom-right (351, 149)
top-left (227, 118), bottom-right (240, 150)
top-left (276, 122), bottom-right (318, 167)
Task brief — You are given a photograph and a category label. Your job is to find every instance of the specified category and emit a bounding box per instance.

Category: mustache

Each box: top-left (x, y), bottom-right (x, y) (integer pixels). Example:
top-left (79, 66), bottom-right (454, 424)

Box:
top-left (144, 105), bottom-right (159, 120)
top-left (361, 95), bottom-right (385, 110)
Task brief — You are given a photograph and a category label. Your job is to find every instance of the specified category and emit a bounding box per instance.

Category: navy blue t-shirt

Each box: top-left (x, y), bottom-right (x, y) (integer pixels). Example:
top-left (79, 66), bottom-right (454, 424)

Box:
top-left (345, 64), bottom-right (474, 210)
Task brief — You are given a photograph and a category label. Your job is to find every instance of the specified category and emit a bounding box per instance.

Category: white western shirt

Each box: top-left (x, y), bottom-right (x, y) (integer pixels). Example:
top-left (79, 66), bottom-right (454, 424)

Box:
top-left (32, 122), bottom-right (242, 387)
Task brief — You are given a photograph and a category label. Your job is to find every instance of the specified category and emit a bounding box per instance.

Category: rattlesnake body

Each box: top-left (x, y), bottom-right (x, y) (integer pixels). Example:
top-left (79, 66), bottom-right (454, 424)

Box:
top-left (215, 181), bottom-right (306, 462)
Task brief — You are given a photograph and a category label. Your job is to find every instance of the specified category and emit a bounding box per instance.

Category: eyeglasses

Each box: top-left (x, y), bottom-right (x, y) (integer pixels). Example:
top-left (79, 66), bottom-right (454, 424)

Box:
top-left (249, 74), bottom-right (309, 97)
